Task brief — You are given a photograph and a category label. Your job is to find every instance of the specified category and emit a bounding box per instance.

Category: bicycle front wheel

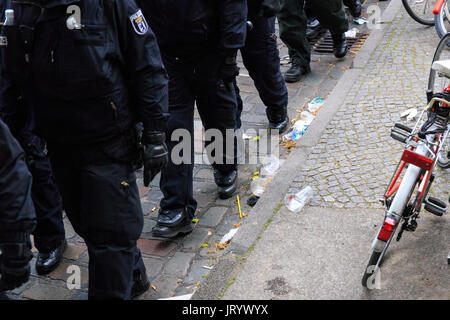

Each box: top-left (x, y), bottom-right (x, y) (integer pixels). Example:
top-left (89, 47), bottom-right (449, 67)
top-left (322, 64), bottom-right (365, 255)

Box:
top-left (435, 0), bottom-right (450, 38)
top-left (402, 0), bottom-right (436, 25)
top-left (428, 32), bottom-right (450, 96)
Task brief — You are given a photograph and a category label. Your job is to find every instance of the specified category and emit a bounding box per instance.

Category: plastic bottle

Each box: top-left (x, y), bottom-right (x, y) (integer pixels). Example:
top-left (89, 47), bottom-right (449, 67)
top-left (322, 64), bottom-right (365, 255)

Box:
top-left (3, 9), bottom-right (14, 25)
top-left (284, 186), bottom-right (314, 212)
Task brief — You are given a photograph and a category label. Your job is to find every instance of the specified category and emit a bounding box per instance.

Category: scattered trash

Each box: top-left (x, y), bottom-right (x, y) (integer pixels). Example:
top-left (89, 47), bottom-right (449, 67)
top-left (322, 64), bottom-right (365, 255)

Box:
top-left (353, 18), bottom-right (367, 25)
top-left (220, 228), bottom-right (239, 245)
top-left (151, 284), bottom-right (157, 291)
top-left (192, 218), bottom-right (199, 223)
top-left (307, 97), bottom-right (325, 114)
top-left (400, 108), bottom-right (418, 121)
top-left (202, 265), bottom-right (214, 270)
top-left (201, 243), bottom-right (208, 248)
top-left (284, 186), bottom-right (314, 213)
top-left (247, 195), bottom-right (260, 207)
top-left (345, 28), bottom-right (359, 39)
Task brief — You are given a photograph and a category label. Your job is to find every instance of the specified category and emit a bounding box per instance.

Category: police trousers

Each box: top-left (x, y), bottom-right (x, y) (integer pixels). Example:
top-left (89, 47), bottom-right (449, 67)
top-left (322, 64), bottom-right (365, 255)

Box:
top-left (47, 132), bottom-right (145, 299)
top-left (235, 16), bottom-right (288, 128)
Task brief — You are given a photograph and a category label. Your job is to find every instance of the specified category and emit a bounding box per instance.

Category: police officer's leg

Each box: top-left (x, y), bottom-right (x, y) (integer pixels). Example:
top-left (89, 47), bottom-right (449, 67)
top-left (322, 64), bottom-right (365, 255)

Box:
top-left (194, 52), bottom-right (238, 199)
top-left (278, 0), bottom-right (311, 82)
top-left (309, 0), bottom-right (349, 58)
top-left (241, 15), bottom-right (289, 133)
top-left (80, 161), bottom-right (144, 300)
top-left (234, 81), bottom-right (243, 130)
top-left (154, 55), bottom-right (197, 238)
top-left (18, 132), bottom-right (66, 275)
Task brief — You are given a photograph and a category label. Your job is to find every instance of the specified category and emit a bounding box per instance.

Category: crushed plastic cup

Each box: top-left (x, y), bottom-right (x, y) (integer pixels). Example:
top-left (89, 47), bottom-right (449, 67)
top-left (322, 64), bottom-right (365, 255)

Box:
top-left (284, 186), bottom-right (314, 212)
top-left (260, 154), bottom-right (283, 176)
top-left (250, 176), bottom-right (268, 197)
top-left (307, 97), bottom-right (324, 114)
top-left (345, 28), bottom-right (359, 39)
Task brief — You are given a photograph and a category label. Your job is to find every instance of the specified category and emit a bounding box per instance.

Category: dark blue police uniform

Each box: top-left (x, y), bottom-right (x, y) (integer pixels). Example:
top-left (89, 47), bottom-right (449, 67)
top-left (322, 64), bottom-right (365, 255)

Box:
top-left (235, 0), bottom-right (289, 131)
top-left (0, 0), bottom-right (169, 299)
top-left (138, 0), bottom-right (247, 238)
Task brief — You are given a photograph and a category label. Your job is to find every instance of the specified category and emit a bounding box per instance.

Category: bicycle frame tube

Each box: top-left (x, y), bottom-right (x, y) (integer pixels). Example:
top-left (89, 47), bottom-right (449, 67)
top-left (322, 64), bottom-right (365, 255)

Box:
top-left (434, 0), bottom-right (446, 15)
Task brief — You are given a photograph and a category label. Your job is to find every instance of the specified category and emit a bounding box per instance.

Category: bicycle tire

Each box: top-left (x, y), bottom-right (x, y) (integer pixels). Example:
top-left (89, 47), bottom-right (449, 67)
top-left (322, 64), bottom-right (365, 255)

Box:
top-left (434, 1), bottom-right (450, 38)
top-left (402, 0), bottom-right (436, 26)
top-left (428, 32), bottom-right (450, 95)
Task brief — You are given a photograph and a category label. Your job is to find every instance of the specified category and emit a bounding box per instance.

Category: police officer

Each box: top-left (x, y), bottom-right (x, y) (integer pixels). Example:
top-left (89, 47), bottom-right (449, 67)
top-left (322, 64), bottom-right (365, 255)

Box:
top-left (278, 0), bottom-right (349, 83)
top-left (234, 0), bottom-right (290, 133)
top-left (0, 118), bottom-right (36, 295)
top-left (137, 0), bottom-right (247, 238)
top-left (0, 0), bottom-right (169, 299)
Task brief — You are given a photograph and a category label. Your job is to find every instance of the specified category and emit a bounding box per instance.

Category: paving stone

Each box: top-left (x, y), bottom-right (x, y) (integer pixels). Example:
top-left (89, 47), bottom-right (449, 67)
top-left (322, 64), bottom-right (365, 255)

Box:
top-left (163, 252), bottom-right (196, 278)
top-left (138, 239), bottom-right (177, 257)
top-left (47, 262), bottom-right (89, 288)
top-left (185, 259), bottom-right (214, 284)
top-left (63, 242), bottom-right (87, 261)
top-left (140, 275), bottom-right (182, 300)
top-left (22, 283), bottom-right (75, 300)
top-left (197, 207), bottom-right (228, 228)
top-left (182, 228), bottom-right (211, 251)
top-left (142, 257), bottom-right (164, 279)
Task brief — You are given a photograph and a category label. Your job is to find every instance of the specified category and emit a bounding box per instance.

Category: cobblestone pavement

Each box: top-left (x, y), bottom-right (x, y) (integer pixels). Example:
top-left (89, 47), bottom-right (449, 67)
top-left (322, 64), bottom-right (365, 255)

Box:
top-left (290, 11), bottom-right (449, 210)
top-left (5, 1), bottom-right (400, 300)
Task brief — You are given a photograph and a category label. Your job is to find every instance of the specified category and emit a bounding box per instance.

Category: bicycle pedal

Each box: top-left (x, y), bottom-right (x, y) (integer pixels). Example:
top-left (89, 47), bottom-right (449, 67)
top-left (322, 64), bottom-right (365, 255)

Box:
top-left (424, 197), bottom-right (447, 217)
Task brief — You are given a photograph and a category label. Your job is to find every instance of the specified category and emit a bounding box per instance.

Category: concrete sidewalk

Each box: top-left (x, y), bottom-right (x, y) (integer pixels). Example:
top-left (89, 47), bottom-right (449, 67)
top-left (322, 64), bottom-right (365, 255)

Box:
top-left (193, 0), bottom-right (450, 300)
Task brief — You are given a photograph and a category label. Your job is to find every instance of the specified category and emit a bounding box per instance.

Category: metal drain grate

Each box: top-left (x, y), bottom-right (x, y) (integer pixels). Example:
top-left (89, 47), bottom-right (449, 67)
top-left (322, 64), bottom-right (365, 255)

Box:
top-left (308, 31), bottom-right (369, 55)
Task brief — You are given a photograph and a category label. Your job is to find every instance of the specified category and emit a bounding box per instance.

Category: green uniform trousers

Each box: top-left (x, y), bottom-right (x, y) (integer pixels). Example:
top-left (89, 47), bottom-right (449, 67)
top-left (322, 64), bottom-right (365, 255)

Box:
top-left (278, 0), bottom-right (349, 67)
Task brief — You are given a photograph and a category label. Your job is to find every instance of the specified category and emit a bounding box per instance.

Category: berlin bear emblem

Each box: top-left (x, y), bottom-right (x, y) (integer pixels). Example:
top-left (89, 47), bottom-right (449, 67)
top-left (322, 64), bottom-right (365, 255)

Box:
top-left (129, 9), bottom-right (149, 35)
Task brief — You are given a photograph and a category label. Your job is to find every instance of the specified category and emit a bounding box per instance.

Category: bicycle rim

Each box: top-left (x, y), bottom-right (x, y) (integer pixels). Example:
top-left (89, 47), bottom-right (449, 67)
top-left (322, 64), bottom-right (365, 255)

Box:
top-left (402, 0), bottom-right (436, 25)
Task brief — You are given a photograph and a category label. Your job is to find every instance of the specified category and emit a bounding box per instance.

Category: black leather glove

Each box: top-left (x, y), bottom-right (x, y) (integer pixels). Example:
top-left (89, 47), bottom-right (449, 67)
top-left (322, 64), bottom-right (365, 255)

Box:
top-left (218, 55), bottom-right (240, 85)
top-left (142, 131), bottom-right (168, 187)
top-left (261, 0), bottom-right (281, 17)
top-left (0, 239), bottom-right (32, 292)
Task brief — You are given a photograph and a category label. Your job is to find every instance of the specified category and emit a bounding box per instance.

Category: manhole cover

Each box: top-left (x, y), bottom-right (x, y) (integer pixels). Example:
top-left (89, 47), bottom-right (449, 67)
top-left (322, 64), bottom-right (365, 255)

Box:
top-left (309, 31), bottom-right (369, 55)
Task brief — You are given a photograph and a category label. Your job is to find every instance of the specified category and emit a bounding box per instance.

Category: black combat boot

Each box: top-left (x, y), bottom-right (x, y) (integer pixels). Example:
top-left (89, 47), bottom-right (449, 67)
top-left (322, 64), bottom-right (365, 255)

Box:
top-left (344, 0), bottom-right (362, 18)
top-left (152, 210), bottom-right (194, 238)
top-left (284, 63), bottom-right (311, 83)
top-left (35, 239), bottom-right (66, 275)
top-left (214, 169), bottom-right (237, 199)
top-left (331, 33), bottom-right (348, 58)
top-left (131, 270), bottom-right (150, 299)
top-left (306, 17), bottom-right (324, 40)
top-left (266, 107), bottom-right (290, 134)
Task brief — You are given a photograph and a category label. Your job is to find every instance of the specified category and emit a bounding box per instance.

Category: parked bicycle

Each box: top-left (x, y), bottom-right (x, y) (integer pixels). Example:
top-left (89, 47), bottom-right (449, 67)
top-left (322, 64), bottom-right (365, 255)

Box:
top-left (362, 32), bottom-right (450, 287)
top-left (434, 0), bottom-right (450, 38)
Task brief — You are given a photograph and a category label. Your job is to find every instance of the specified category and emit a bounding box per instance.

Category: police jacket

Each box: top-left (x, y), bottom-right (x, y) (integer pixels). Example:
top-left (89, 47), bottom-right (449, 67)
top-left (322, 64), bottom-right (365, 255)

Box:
top-left (0, 0), bottom-right (168, 144)
top-left (137, 0), bottom-right (248, 57)
top-left (0, 118), bottom-right (36, 244)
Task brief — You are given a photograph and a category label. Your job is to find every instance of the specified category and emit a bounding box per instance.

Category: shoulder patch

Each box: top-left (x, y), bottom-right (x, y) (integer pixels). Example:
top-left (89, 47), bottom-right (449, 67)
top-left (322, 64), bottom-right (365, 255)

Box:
top-left (129, 9), bottom-right (148, 35)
